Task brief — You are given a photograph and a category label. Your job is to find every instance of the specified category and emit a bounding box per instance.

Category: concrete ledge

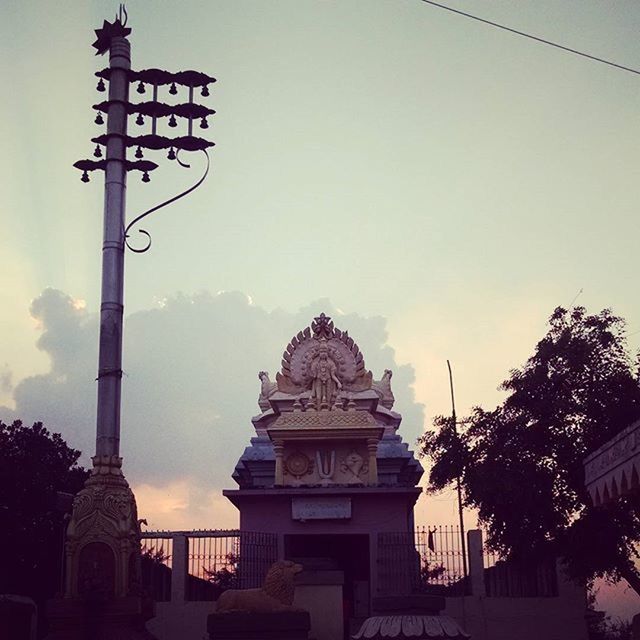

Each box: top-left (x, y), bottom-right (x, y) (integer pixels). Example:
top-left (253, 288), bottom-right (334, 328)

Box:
top-left (372, 595), bottom-right (445, 615)
top-left (208, 611), bottom-right (310, 640)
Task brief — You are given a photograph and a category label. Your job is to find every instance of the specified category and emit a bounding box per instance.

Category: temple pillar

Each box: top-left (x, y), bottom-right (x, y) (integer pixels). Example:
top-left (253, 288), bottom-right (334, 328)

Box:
top-left (274, 440), bottom-right (285, 486)
top-left (367, 438), bottom-right (378, 485)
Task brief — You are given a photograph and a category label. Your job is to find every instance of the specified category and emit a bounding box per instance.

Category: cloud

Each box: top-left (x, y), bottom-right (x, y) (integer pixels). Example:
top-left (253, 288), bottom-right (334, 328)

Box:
top-left (0, 288), bottom-right (424, 527)
top-left (0, 365), bottom-right (12, 395)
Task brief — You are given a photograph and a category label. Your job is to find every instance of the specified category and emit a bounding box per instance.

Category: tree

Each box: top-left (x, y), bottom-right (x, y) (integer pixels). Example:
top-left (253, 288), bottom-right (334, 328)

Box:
top-left (419, 307), bottom-right (640, 594)
top-left (0, 420), bottom-right (88, 605)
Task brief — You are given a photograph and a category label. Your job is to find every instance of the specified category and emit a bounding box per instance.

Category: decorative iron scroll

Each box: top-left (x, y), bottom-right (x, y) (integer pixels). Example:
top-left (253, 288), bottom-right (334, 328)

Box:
top-left (124, 149), bottom-right (210, 253)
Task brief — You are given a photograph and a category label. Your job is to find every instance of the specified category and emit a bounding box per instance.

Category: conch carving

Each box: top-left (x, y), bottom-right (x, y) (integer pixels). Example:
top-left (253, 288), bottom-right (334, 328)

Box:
top-left (341, 450), bottom-right (368, 482)
top-left (372, 369), bottom-right (395, 409)
top-left (276, 313), bottom-right (373, 402)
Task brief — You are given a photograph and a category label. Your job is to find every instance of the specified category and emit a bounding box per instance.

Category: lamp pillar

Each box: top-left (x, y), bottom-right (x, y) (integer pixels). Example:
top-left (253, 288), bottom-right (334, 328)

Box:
top-left (96, 35), bottom-right (130, 458)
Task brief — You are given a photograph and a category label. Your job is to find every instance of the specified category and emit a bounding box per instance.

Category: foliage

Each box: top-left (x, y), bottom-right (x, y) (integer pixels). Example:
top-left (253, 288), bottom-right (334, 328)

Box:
top-left (0, 420), bottom-right (88, 602)
top-left (419, 307), bottom-right (640, 593)
top-left (588, 613), bottom-right (632, 640)
top-left (204, 552), bottom-right (238, 598)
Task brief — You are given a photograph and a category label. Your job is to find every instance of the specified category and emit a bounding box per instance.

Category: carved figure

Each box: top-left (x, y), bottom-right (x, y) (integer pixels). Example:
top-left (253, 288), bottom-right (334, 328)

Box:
top-left (216, 560), bottom-right (304, 613)
top-left (258, 371), bottom-right (278, 411)
top-left (277, 314), bottom-right (373, 395)
top-left (372, 369), bottom-right (395, 409)
top-left (310, 343), bottom-right (342, 409)
top-left (341, 450), bottom-right (367, 482)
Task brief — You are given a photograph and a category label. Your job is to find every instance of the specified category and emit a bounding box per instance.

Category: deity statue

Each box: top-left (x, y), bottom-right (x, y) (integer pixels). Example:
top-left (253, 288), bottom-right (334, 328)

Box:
top-left (309, 343), bottom-right (342, 409)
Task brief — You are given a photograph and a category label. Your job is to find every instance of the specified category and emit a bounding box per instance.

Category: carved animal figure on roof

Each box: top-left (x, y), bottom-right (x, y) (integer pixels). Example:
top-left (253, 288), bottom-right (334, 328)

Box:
top-left (258, 371), bottom-right (278, 411)
top-left (372, 369), bottom-right (395, 409)
top-left (215, 560), bottom-right (304, 613)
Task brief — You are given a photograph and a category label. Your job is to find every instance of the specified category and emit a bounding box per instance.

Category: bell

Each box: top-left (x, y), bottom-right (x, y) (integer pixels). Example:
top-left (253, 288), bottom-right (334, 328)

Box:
top-left (93, 144), bottom-right (103, 158)
top-left (136, 113), bottom-right (144, 126)
top-left (96, 78), bottom-right (106, 92)
top-left (142, 171), bottom-right (150, 183)
top-left (200, 117), bottom-right (208, 129)
top-left (137, 81), bottom-right (146, 94)
top-left (81, 171), bottom-right (90, 183)
top-left (167, 147), bottom-right (176, 160)
top-left (169, 82), bottom-right (177, 95)
top-left (168, 114), bottom-right (177, 128)
top-left (95, 112), bottom-right (104, 125)
top-left (201, 85), bottom-right (210, 97)
top-left (135, 146), bottom-right (143, 159)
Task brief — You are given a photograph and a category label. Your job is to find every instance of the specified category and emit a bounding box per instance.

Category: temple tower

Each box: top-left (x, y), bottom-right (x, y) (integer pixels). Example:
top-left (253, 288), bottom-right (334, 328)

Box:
top-left (224, 313), bottom-right (423, 628)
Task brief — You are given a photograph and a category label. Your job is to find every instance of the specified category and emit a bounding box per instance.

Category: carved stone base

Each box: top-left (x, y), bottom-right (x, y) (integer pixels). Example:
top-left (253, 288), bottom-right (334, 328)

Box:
top-left (45, 596), bottom-right (157, 640)
top-left (64, 455), bottom-right (143, 599)
top-left (46, 456), bottom-right (156, 639)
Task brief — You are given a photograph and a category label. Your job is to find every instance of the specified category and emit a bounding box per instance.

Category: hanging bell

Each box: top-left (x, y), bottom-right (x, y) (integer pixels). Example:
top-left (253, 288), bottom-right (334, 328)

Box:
top-left (167, 147), bottom-right (176, 160)
top-left (142, 171), bottom-right (150, 183)
top-left (93, 144), bottom-right (103, 158)
top-left (96, 78), bottom-right (106, 92)
top-left (200, 117), bottom-right (209, 129)
top-left (169, 82), bottom-right (177, 95)
top-left (168, 114), bottom-right (177, 128)
top-left (137, 81), bottom-right (146, 94)
top-left (94, 112), bottom-right (104, 125)
top-left (136, 113), bottom-right (144, 126)
top-left (81, 171), bottom-right (90, 183)
top-left (201, 85), bottom-right (210, 97)
top-left (135, 146), bottom-right (143, 159)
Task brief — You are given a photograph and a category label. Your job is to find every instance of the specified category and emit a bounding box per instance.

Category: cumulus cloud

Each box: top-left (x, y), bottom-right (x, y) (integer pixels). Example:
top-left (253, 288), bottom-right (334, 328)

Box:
top-left (0, 365), bottom-right (12, 394)
top-left (0, 288), bottom-right (424, 528)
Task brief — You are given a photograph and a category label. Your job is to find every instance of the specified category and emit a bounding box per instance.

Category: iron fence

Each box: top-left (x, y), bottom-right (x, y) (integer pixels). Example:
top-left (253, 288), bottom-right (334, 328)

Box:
top-left (377, 525), bottom-right (468, 596)
top-left (140, 534), bottom-right (173, 602)
top-left (141, 530), bottom-right (278, 601)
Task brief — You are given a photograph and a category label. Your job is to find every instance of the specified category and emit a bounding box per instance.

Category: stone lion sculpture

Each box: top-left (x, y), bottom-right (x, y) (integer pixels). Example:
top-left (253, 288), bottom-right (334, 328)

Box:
top-left (216, 560), bottom-right (304, 613)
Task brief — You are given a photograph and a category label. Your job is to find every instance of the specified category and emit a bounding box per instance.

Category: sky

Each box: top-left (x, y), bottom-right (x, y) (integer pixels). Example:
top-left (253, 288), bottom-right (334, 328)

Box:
top-left (1, 0), bottom-right (639, 620)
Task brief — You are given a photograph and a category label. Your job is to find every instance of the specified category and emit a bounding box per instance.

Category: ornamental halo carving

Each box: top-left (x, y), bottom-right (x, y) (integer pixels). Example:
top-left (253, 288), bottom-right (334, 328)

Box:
top-left (276, 313), bottom-right (373, 395)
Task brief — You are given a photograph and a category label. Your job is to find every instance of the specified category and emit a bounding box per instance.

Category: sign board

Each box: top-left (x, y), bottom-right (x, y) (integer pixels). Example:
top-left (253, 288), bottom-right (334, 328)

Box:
top-left (291, 496), bottom-right (352, 521)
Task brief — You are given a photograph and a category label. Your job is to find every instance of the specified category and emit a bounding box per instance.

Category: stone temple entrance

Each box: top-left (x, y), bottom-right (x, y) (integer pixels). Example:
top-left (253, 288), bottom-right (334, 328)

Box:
top-left (224, 313), bottom-right (423, 639)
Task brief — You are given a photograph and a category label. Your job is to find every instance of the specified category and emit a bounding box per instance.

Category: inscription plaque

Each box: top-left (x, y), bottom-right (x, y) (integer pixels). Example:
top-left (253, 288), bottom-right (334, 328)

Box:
top-left (291, 496), bottom-right (352, 521)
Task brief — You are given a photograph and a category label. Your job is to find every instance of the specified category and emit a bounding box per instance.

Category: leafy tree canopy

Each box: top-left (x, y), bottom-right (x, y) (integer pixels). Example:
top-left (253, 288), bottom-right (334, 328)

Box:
top-left (0, 420), bottom-right (88, 602)
top-left (419, 307), bottom-right (640, 593)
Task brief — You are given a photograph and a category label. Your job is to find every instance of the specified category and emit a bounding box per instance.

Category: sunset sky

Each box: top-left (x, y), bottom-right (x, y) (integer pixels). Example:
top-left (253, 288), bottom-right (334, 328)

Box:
top-left (2, 0), bottom-right (639, 618)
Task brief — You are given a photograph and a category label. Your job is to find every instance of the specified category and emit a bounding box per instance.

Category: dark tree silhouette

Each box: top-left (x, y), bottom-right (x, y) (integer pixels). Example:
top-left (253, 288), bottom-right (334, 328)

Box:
top-left (0, 420), bottom-right (88, 605)
top-left (419, 307), bottom-right (640, 594)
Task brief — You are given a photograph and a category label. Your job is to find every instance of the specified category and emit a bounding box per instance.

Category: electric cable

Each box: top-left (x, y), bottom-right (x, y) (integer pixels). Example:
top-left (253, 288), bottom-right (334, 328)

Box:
top-left (419, 0), bottom-right (640, 76)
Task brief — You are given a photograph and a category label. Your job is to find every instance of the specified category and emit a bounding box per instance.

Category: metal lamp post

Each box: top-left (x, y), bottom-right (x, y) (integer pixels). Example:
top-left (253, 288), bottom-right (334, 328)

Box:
top-left (47, 8), bottom-right (215, 638)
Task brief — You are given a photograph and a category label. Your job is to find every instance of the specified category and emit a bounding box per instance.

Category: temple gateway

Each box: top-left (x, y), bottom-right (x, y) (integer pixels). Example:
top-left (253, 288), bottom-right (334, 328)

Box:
top-left (223, 313), bottom-right (423, 627)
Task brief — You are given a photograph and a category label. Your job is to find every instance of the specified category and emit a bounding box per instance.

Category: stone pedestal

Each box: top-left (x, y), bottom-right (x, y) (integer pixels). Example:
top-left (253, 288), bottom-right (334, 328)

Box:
top-left (45, 455), bottom-right (157, 639)
top-left (45, 596), bottom-right (155, 640)
top-left (207, 611), bottom-right (311, 640)
top-left (353, 596), bottom-right (470, 640)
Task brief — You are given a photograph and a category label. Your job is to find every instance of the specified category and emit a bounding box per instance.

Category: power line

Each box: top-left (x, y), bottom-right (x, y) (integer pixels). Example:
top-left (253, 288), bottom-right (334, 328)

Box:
top-left (419, 0), bottom-right (640, 77)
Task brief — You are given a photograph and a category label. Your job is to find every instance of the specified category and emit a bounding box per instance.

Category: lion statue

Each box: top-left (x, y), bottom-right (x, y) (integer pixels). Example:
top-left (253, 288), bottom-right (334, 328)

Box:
top-left (216, 560), bottom-right (304, 613)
